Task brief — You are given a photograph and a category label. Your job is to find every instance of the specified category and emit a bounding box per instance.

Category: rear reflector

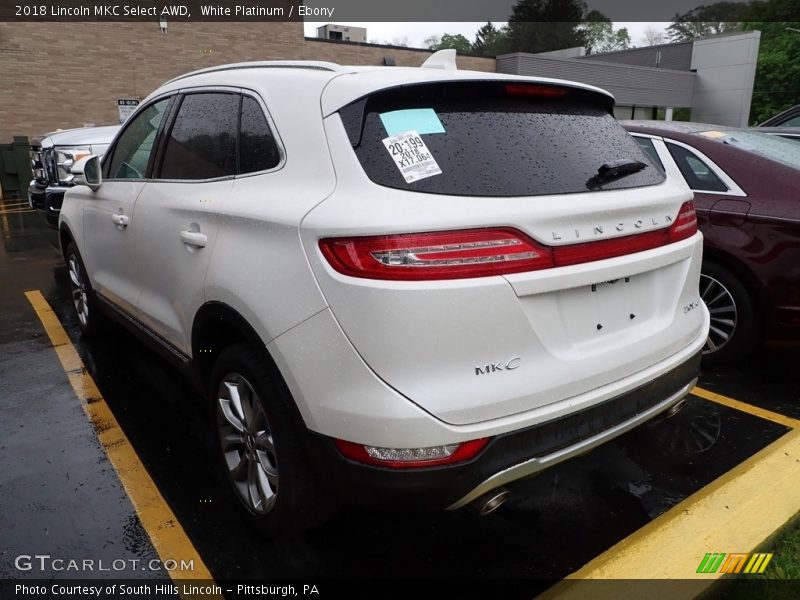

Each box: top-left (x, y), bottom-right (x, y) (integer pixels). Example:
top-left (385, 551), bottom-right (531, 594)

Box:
top-left (319, 201), bottom-right (697, 281)
top-left (334, 438), bottom-right (489, 469)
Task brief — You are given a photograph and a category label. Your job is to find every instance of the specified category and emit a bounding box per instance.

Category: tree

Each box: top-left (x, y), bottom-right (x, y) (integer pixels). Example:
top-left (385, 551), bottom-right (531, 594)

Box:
top-left (581, 11), bottom-right (631, 53)
top-left (641, 27), bottom-right (666, 46)
top-left (742, 21), bottom-right (800, 123)
top-left (472, 22), bottom-right (510, 56)
top-left (666, 2), bottom-right (748, 42)
top-left (505, 0), bottom-right (590, 54)
top-left (423, 35), bottom-right (440, 50)
top-left (426, 33), bottom-right (473, 54)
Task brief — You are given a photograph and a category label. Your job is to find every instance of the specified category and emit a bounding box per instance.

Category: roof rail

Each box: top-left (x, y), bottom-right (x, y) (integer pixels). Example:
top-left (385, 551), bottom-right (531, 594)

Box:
top-left (163, 60), bottom-right (353, 86)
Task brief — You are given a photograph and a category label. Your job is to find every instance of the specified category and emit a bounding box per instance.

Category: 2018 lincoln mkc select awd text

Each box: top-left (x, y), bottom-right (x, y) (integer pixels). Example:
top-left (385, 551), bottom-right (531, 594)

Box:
top-left (59, 53), bottom-right (709, 535)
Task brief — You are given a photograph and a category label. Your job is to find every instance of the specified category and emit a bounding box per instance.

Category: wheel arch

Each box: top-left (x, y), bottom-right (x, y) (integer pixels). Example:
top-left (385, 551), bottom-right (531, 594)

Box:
top-left (701, 246), bottom-right (767, 318)
top-left (192, 301), bottom-right (311, 434)
top-left (59, 223), bottom-right (75, 260)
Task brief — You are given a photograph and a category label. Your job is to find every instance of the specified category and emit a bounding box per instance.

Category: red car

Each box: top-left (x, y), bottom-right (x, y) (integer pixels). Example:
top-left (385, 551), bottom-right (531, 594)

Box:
top-left (623, 121), bottom-right (800, 362)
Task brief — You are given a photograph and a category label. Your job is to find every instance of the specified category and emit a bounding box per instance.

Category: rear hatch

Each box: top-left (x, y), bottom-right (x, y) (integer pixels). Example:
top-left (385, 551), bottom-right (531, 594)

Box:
top-left (302, 76), bottom-right (704, 425)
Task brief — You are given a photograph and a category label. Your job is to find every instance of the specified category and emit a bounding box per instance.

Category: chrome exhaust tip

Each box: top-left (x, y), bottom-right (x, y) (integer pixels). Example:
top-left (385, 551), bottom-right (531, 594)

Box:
top-left (471, 488), bottom-right (510, 516)
top-left (666, 397), bottom-right (688, 418)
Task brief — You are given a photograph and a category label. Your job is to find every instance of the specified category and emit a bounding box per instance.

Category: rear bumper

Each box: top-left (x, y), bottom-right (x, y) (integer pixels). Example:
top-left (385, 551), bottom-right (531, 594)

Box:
top-left (305, 350), bottom-right (701, 511)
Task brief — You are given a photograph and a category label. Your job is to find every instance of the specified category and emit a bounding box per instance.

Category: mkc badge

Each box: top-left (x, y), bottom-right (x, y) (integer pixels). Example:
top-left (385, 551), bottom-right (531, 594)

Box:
top-left (475, 357), bottom-right (521, 376)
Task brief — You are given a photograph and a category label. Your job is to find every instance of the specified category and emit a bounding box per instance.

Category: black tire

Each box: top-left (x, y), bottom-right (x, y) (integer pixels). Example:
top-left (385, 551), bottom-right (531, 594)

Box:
top-left (700, 261), bottom-right (759, 363)
top-left (64, 242), bottom-right (107, 336)
top-left (209, 343), bottom-right (334, 537)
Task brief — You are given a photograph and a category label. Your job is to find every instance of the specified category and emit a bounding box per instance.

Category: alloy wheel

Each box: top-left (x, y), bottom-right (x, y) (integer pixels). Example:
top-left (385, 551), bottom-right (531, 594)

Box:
top-left (217, 373), bottom-right (279, 514)
top-left (68, 254), bottom-right (89, 327)
top-left (700, 273), bottom-right (737, 355)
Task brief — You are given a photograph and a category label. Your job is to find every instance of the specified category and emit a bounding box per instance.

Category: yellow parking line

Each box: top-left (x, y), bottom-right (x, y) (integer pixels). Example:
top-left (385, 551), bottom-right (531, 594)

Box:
top-left (539, 428), bottom-right (800, 597)
top-left (693, 386), bottom-right (800, 429)
top-left (0, 208), bottom-right (35, 214)
top-left (25, 290), bottom-right (221, 599)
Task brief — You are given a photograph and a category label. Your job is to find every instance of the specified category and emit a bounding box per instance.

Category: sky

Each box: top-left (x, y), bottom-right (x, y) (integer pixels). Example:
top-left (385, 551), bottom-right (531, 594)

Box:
top-left (303, 22), bottom-right (672, 49)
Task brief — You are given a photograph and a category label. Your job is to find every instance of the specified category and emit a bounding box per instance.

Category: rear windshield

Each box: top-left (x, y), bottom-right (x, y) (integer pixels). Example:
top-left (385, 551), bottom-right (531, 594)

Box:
top-left (339, 82), bottom-right (664, 197)
top-left (699, 130), bottom-right (800, 170)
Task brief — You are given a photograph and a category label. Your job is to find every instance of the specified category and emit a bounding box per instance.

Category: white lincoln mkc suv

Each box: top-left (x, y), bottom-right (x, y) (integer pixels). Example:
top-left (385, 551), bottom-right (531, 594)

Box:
top-left (60, 52), bottom-right (710, 535)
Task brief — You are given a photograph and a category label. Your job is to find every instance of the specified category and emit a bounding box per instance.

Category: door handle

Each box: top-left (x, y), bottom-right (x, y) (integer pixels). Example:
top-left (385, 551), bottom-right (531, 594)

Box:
top-left (180, 230), bottom-right (208, 249)
top-left (111, 213), bottom-right (129, 228)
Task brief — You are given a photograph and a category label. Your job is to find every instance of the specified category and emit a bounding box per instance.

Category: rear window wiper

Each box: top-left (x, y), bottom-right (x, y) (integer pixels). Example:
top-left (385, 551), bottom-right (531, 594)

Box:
top-left (587, 159), bottom-right (647, 189)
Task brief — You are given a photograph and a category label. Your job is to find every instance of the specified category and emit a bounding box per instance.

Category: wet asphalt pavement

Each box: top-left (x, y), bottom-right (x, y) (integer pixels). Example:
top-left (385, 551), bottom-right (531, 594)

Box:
top-left (1, 203), bottom-right (798, 595)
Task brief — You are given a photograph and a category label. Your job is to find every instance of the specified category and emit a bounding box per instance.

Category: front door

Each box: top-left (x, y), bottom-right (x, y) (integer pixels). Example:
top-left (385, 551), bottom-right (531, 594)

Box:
top-left (82, 98), bottom-right (171, 314)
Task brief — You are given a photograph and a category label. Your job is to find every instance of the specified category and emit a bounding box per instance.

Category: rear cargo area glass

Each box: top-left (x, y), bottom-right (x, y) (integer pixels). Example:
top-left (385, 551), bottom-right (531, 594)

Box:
top-left (339, 82), bottom-right (664, 197)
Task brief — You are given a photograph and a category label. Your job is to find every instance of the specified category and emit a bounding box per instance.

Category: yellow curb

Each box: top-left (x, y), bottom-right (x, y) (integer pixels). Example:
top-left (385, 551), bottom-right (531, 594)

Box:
top-left (539, 428), bottom-right (800, 599)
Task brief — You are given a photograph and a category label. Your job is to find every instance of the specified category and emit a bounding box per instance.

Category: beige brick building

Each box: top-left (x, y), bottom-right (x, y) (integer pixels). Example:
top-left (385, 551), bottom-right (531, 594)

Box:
top-left (0, 22), bottom-right (494, 142)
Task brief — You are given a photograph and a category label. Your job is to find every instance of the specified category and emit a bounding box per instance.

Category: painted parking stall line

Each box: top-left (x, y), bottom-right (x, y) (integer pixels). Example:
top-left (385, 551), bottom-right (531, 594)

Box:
top-left (538, 378), bottom-right (800, 598)
top-left (24, 290), bottom-right (221, 599)
top-left (692, 386), bottom-right (800, 428)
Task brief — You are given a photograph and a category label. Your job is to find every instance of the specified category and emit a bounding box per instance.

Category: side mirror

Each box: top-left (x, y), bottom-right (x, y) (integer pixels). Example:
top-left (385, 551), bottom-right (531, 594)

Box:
top-left (72, 155), bottom-right (102, 192)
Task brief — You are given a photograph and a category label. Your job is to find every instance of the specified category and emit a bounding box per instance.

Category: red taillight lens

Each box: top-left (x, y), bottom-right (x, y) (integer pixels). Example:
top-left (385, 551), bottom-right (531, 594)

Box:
top-left (504, 83), bottom-right (567, 98)
top-left (320, 203), bottom-right (698, 281)
top-left (668, 200), bottom-right (698, 242)
top-left (334, 438), bottom-right (490, 469)
top-left (319, 228), bottom-right (552, 281)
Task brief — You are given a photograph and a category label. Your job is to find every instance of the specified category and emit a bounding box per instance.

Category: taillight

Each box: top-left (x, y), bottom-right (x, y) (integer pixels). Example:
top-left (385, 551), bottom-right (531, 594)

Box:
top-left (668, 201), bottom-right (698, 242)
top-left (319, 202), bottom-right (698, 281)
top-left (334, 438), bottom-right (489, 469)
top-left (319, 228), bottom-right (552, 281)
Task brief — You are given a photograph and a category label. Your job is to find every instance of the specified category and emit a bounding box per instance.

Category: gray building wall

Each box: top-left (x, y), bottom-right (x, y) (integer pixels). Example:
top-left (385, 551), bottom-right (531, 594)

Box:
top-left (496, 53), bottom-right (695, 108)
top-left (580, 42), bottom-right (693, 71)
top-left (689, 31), bottom-right (761, 127)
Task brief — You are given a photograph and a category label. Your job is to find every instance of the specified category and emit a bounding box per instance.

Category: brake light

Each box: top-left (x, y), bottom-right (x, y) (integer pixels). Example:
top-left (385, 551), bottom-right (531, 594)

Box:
top-left (334, 438), bottom-right (490, 469)
top-left (319, 228), bottom-right (552, 281)
top-left (319, 202), bottom-right (698, 281)
top-left (504, 84), bottom-right (567, 98)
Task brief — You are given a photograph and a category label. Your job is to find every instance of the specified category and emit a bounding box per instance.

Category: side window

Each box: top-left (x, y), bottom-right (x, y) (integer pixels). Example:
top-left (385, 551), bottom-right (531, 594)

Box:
top-left (106, 99), bottom-right (170, 180)
top-left (239, 96), bottom-right (281, 174)
top-left (159, 93), bottom-right (239, 180)
top-left (666, 142), bottom-right (729, 192)
top-left (634, 137), bottom-right (664, 171)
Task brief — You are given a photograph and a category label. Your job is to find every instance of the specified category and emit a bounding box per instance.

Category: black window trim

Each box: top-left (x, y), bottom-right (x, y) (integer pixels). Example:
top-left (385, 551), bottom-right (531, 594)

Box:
top-left (234, 86), bottom-right (287, 180)
top-left (102, 92), bottom-right (177, 182)
top-left (662, 137), bottom-right (747, 197)
top-left (150, 85), bottom-right (287, 184)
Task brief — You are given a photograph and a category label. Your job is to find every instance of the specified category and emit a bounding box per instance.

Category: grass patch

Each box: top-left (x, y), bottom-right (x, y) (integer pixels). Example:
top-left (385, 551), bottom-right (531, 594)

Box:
top-left (713, 515), bottom-right (800, 599)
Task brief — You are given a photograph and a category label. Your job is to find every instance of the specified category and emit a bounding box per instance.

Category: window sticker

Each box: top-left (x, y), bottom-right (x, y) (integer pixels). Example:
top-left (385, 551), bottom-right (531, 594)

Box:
top-left (382, 130), bottom-right (442, 183)
top-left (379, 108), bottom-right (446, 136)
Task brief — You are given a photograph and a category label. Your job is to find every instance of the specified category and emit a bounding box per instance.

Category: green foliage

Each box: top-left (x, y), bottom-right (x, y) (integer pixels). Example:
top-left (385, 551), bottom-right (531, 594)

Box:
top-left (666, 2), bottom-right (748, 42)
top-left (427, 33), bottom-right (474, 54)
top-left (472, 22), bottom-right (510, 57)
top-left (506, 0), bottom-right (589, 54)
top-left (743, 21), bottom-right (800, 124)
top-left (582, 11), bottom-right (631, 54)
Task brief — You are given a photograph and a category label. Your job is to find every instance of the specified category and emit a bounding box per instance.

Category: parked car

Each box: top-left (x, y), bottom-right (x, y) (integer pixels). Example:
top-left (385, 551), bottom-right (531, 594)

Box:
top-left (60, 57), bottom-right (708, 535)
top-left (29, 125), bottom-right (120, 228)
top-left (623, 120), bottom-right (800, 362)
top-left (756, 126), bottom-right (800, 142)
top-left (758, 104), bottom-right (800, 127)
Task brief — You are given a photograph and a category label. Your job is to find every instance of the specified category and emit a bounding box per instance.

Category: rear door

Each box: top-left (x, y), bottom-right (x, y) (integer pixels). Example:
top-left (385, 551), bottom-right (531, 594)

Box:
top-left (131, 90), bottom-right (283, 354)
